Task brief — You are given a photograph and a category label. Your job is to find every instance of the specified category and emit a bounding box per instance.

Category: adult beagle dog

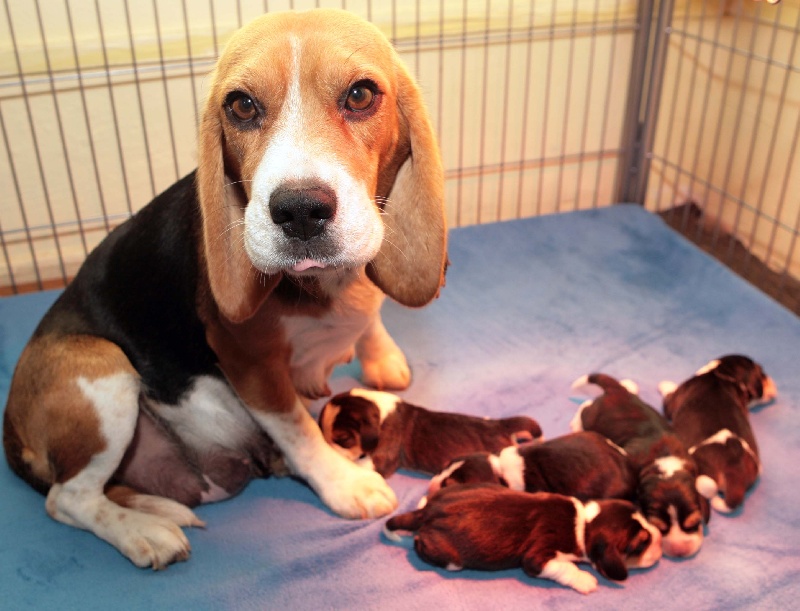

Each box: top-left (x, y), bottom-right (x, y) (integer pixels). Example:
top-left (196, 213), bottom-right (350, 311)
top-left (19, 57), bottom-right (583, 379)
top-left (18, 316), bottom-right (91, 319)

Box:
top-left (2, 9), bottom-right (447, 569)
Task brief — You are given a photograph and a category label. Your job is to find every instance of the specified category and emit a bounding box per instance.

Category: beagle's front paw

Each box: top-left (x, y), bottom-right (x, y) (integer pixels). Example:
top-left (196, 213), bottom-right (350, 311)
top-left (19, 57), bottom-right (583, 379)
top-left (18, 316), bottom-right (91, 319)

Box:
top-left (360, 348), bottom-right (411, 391)
top-left (317, 459), bottom-right (398, 519)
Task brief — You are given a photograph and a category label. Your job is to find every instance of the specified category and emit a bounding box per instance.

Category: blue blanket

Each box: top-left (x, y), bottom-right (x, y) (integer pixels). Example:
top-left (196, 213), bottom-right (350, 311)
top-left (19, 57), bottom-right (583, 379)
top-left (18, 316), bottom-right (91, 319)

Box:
top-left (2, 205), bottom-right (798, 609)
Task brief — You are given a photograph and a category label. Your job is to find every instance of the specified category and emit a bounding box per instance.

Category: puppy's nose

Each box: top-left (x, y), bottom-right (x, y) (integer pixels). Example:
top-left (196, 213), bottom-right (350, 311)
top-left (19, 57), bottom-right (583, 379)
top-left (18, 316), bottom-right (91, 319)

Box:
top-left (269, 186), bottom-right (337, 240)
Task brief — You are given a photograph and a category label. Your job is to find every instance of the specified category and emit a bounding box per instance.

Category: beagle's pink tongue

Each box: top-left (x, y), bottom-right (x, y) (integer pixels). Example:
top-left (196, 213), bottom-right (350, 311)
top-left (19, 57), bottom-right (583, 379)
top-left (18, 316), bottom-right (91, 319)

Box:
top-left (292, 259), bottom-right (326, 272)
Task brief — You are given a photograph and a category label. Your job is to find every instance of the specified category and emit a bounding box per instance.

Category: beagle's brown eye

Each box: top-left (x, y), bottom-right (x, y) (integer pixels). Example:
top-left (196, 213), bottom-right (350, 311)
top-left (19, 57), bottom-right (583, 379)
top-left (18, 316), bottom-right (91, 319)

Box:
top-left (345, 81), bottom-right (376, 113)
top-left (226, 92), bottom-right (259, 123)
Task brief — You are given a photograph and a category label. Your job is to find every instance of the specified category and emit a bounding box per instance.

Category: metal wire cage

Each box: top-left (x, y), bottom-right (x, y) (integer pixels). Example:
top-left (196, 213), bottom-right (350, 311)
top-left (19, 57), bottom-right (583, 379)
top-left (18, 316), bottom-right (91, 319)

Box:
top-left (1, 0), bottom-right (798, 312)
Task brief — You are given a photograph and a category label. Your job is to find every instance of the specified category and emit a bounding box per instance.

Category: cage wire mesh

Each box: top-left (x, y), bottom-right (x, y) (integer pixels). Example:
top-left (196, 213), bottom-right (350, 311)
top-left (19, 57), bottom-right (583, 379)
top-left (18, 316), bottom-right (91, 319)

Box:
top-left (0, 0), bottom-right (798, 313)
top-left (647, 0), bottom-right (800, 313)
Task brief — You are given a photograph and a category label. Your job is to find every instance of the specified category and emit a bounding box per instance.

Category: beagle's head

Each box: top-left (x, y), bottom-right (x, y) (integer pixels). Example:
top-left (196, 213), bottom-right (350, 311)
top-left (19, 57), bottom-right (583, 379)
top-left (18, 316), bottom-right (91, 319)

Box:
top-left (197, 9), bottom-right (447, 322)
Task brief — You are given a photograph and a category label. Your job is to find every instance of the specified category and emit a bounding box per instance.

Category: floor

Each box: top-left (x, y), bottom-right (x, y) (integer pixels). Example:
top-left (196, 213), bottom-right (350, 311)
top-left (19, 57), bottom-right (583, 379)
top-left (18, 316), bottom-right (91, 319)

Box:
top-left (658, 204), bottom-right (800, 317)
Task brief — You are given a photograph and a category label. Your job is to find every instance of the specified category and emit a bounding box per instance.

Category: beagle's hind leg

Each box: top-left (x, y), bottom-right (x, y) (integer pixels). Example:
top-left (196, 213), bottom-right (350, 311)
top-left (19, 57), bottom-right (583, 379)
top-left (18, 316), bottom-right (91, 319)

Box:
top-left (11, 337), bottom-right (198, 569)
top-left (106, 485), bottom-right (205, 528)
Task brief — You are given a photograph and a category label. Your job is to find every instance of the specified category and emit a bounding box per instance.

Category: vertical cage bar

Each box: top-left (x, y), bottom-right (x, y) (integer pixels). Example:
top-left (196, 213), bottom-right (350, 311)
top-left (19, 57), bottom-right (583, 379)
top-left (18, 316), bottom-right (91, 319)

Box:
top-left (64, 0), bottom-right (112, 235)
top-left (616, 0), bottom-right (674, 205)
top-left (3, 0), bottom-right (69, 285)
top-left (514, 0), bottom-right (536, 219)
top-left (536, 1), bottom-right (557, 217)
top-left (592, 0), bottom-right (623, 209)
top-left (615, 0), bottom-right (655, 204)
top-left (123, 0), bottom-right (158, 198)
top-left (0, 109), bottom-right (42, 291)
top-left (494, 0), bottom-right (514, 222)
top-left (575, 0), bottom-right (600, 211)
top-left (95, 0), bottom-right (135, 218)
top-left (152, 0), bottom-right (181, 182)
top-left (691, 3), bottom-right (744, 248)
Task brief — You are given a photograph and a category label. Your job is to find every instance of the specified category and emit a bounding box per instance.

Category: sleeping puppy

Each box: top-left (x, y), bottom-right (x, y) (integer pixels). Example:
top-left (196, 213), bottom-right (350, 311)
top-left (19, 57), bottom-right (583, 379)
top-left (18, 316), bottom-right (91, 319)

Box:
top-left (318, 388), bottom-right (542, 476)
top-left (2, 9), bottom-right (448, 569)
top-left (571, 373), bottom-right (710, 558)
top-left (659, 355), bottom-right (777, 513)
top-left (384, 483), bottom-right (662, 594)
top-left (427, 431), bottom-right (636, 503)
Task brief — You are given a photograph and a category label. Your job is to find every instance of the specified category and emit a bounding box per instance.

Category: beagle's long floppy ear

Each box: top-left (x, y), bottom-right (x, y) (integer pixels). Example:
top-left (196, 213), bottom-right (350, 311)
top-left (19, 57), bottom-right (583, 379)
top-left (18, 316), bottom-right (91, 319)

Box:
top-left (367, 63), bottom-right (447, 308)
top-left (196, 79), bottom-right (278, 324)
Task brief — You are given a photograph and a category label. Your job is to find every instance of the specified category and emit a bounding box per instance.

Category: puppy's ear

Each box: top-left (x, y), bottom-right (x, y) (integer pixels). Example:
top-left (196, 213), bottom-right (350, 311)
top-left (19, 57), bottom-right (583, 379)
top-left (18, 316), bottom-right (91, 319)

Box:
top-left (367, 61), bottom-right (447, 308)
top-left (357, 405), bottom-right (382, 453)
top-left (196, 82), bottom-right (278, 323)
top-left (588, 537), bottom-right (628, 582)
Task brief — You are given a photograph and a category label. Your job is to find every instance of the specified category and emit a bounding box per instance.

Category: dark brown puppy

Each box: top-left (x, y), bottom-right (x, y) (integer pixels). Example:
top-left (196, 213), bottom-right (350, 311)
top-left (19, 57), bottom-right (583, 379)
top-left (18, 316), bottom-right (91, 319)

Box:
top-left (660, 355), bottom-right (777, 513)
top-left (384, 483), bottom-right (662, 594)
top-left (427, 431), bottom-right (636, 503)
top-left (571, 373), bottom-right (710, 558)
top-left (319, 388), bottom-right (542, 476)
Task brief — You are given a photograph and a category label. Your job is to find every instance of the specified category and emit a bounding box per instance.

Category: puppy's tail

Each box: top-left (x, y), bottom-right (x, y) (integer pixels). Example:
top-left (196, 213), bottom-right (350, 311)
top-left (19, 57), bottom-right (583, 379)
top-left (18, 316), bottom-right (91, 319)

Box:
top-left (572, 373), bottom-right (637, 396)
top-left (383, 509), bottom-right (425, 542)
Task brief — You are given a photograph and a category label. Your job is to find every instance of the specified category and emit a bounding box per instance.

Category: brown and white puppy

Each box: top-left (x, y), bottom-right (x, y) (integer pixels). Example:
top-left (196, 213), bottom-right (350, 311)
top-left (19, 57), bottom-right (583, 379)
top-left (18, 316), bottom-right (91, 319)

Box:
top-left (659, 355), bottom-right (777, 514)
top-left (384, 483), bottom-right (662, 594)
top-left (318, 388), bottom-right (542, 477)
top-left (571, 374), bottom-right (710, 558)
top-left (427, 431), bottom-right (636, 503)
top-left (2, 9), bottom-right (447, 569)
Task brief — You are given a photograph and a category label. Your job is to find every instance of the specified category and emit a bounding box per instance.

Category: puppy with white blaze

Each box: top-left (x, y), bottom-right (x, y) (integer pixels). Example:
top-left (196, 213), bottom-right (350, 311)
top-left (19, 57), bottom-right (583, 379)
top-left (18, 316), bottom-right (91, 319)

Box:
top-left (660, 355), bottom-right (777, 513)
top-left (571, 373), bottom-right (710, 558)
top-left (426, 431), bottom-right (636, 503)
top-left (318, 388), bottom-right (542, 476)
top-left (2, 8), bottom-right (447, 569)
top-left (384, 483), bottom-right (662, 594)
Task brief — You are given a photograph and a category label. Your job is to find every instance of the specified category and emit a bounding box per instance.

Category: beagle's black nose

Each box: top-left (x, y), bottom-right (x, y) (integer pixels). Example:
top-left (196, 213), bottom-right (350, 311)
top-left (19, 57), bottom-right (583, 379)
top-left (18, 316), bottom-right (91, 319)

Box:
top-left (269, 185), bottom-right (337, 240)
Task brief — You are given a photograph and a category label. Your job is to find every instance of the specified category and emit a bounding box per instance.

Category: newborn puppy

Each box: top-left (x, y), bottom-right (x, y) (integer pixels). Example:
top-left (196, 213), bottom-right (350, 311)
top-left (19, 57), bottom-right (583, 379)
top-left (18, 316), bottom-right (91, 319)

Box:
top-left (384, 483), bottom-right (662, 594)
top-left (571, 373), bottom-right (709, 558)
top-left (427, 431), bottom-right (636, 503)
top-left (660, 355), bottom-right (777, 513)
top-left (318, 389), bottom-right (542, 476)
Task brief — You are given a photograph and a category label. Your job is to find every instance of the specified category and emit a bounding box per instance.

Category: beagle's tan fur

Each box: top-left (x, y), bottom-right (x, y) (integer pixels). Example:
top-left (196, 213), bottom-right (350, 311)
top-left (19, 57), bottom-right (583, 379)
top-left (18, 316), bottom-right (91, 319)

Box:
top-left (3, 9), bottom-right (446, 569)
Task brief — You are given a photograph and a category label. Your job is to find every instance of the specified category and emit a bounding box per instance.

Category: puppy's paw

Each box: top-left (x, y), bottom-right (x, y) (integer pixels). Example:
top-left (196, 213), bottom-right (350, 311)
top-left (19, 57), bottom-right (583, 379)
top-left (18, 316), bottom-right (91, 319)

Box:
top-left (360, 349), bottom-right (411, 391)
top-left (319, 461), bottom-right (398, 519)
top-left (571, 570), bottom-right (599, 595)
top-left (658, 380), bottom-right (678, 398)
top-left (619, 379), bottom-right (639, 395)
top-left (569, 400), bottom-right (592, 432)
top-left (540, 558), bottom-right (598, 594)
top-left (711, 496), bottom-right (734, 513)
